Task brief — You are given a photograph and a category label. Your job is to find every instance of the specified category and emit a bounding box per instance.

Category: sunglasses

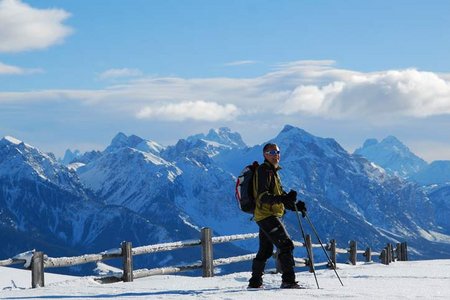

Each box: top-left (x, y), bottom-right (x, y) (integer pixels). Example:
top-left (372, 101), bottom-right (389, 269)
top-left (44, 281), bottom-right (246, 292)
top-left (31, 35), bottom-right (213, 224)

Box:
top-left (265, 150), bottom-right (280, 155)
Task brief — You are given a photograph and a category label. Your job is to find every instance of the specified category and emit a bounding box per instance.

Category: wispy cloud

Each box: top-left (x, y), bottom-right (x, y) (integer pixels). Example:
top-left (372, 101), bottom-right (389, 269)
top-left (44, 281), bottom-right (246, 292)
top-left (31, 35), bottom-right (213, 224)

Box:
top-left (98, 68), bottom-right (143, 80)
top-left (224, 60), bottom-right (259, 66)
top-left (275, 60), bottom-right (337, 69)
top-left (0, 61), bottom-right (43, 75)
top-left (0, 0), bottom-right (72, 53)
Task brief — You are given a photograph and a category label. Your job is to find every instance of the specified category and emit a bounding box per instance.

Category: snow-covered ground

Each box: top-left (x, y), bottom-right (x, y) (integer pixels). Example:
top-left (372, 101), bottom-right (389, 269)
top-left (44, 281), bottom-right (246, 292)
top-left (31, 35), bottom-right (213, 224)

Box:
top-left (1, 260), bottom-right (449, 299)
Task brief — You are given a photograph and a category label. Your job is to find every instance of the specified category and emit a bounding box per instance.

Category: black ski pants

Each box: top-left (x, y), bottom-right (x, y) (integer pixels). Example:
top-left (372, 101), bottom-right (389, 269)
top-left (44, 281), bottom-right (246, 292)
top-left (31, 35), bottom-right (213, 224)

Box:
top-left (251, 215), bottom-right (296, 283)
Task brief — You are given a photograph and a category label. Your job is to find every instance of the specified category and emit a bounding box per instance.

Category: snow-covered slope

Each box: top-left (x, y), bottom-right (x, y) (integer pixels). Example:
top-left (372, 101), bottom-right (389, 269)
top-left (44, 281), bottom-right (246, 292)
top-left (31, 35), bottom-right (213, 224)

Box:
top-left (162, 136), bottom-right (256, 239)
top-left (425, 184), bottom-right (450, 232)
top-left (78, 146), bottom-right (180, 211)
top-left (0, 136), bottom-right (86, 195)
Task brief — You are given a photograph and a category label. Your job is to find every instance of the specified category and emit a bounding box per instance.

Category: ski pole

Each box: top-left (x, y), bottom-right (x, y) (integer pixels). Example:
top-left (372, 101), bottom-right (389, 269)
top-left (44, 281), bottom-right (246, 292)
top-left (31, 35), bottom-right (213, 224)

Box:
top-left (304, 212), bottom-right (344, 286)
top-left (294, 206), bottom-right (320, 289)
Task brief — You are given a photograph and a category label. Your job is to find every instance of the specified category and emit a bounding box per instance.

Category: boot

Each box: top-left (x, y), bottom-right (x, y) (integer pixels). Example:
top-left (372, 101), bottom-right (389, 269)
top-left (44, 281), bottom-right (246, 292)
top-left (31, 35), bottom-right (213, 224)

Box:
top-left (248, 277), bottom-right (263, 288)
top-left (280, 281), bottom-right (304, 289)
top-left (248, 259), bottom-right (265, 288)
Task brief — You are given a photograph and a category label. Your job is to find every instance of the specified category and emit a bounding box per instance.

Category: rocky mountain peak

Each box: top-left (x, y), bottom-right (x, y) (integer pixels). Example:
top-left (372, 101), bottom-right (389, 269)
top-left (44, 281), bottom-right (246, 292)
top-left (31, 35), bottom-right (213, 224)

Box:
top-left (106, 132), bottom-right (144, 151)
top-left (187, 127), bottom-right (246, 149)
top-left (105, 132), bottom-right (164, 155)
top-left (355, 135), bottom-right (427, 177)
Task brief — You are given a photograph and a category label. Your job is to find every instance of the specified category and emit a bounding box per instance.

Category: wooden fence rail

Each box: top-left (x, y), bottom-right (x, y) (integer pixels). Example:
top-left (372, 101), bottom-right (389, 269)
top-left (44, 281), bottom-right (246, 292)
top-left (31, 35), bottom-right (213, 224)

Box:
top-left (0, 227), bottom-right (408, 288)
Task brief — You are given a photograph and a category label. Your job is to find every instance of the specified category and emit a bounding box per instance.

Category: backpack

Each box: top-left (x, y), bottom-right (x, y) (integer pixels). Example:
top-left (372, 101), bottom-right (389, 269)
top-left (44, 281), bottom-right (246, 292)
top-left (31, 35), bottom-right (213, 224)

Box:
top-left (235, 161), bottom-right (259, 214)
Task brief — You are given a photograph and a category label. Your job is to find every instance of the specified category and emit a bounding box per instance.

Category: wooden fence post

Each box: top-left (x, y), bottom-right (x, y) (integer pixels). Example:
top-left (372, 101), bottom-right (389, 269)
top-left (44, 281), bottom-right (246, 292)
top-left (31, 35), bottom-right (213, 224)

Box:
top-left (329, 239), bottom-right (337, 269)
top-left (386, 246), bottom-right (391, 264)
top-left (386, 243), bottom-right (392, 263)
top-left (305, 234), bottom-right (315, 273)
top-left (380, 249), bottom-right (389, 265)
top-left (122, 241), bottom-right (133, 282)
top-left (401, 242), bottom-right (408, 261)
top-left (201, 227), bottom-right (214, 277)
top-left (390, 243), bottom-right (395, 262)
top-left (349, 240), bottom-right (357, 265)
top-left (364, 247), bottom-right (372, 262)
top-left (31, 251), bottom-right (44, 288)
top-left (395, 243), bottom-right (401, 261)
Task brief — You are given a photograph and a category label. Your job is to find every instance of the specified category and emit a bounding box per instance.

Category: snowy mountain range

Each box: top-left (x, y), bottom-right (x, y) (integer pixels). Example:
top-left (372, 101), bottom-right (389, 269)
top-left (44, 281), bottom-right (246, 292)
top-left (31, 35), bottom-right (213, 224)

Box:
top-left (1, 126), bottom-right (450, 275)
top-left (0, 136), bottom-right (221, 274)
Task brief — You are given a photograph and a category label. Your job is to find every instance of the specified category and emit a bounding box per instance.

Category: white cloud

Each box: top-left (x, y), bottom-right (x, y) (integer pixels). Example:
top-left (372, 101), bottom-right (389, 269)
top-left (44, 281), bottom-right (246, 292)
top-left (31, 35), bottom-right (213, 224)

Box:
top-left (1, 61), bottom-right (450, 124)
top-left (0, 0), bottom-right (72, 53)
top-left (278, 68), bottom-right (450, 119)
top-left (98, 68), bottom-right (143, 80)
top-left (0, 61), bottom-right (42, 75)
top-left (136, 101), bottom-right (238, 121)
top-left (278, 82), bottom-right (345, 115)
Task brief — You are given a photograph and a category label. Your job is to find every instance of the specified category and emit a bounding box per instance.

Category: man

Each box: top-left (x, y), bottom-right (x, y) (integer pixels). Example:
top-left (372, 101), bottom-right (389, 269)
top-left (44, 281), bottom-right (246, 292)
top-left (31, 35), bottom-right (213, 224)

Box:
top-left (248, 143), bottom-right (307, 289)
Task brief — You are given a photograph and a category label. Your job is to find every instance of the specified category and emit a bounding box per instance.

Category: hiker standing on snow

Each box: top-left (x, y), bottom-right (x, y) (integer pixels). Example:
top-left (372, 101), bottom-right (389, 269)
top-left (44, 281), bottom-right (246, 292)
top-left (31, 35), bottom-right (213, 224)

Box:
top-left (248, 143), bottom-right (307, 289)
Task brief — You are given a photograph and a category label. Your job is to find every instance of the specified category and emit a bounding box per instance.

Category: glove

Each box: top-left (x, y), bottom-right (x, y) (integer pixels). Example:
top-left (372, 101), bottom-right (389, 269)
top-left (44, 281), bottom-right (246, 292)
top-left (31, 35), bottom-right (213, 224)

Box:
top-left (281, 190), bottom-right (297, 210)
top-left (286, 190), bottom-right (297, 201)
top-left (296, 200), bottom-right (307, 217)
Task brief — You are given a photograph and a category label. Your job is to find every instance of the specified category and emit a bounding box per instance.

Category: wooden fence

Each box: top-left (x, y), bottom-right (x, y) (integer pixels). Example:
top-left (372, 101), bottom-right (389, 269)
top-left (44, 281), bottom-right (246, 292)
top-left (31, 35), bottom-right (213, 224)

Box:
top-left (0, 227), bottom-right (408, 288)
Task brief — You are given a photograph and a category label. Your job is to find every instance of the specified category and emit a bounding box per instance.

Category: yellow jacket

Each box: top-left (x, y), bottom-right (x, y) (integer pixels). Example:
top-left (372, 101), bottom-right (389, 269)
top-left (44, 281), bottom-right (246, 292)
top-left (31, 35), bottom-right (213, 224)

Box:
top-left (253, 161), bottom-right (286, 222)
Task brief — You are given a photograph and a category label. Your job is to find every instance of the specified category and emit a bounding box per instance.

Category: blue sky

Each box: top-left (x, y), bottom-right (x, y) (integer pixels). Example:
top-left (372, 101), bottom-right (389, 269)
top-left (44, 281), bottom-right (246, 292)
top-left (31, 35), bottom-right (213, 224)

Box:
top-left (1, 0), bottom-right (450, 161)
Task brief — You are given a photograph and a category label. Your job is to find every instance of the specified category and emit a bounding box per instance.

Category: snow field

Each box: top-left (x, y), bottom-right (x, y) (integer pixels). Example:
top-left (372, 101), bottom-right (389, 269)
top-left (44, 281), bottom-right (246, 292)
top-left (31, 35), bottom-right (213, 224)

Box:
top-left (1, 259), bottom-right (449, 299)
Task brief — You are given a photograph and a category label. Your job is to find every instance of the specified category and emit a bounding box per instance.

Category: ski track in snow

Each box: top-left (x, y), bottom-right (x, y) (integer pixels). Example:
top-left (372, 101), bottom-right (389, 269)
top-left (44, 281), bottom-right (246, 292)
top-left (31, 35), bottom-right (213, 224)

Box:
top-left (1, 260), bottom-right (450, 299)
